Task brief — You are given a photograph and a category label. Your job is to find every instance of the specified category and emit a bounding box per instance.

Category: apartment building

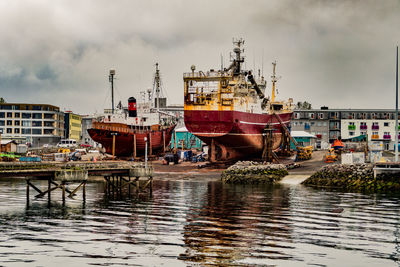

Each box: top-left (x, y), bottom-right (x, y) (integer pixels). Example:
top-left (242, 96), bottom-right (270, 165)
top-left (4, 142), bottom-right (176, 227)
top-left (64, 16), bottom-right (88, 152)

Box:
top-left (291, 109), bottom-right (330, 148)
top-left (0, 103), bottom-right (64, 146)
top-left (292, 108), bottom-right (399, 150)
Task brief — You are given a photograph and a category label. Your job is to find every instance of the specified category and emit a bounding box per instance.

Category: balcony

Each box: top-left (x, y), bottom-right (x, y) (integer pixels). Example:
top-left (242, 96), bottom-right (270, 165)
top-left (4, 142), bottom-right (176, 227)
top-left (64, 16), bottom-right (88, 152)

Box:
top-left (372, 125), bottom-right (379, 130)
top-left (360, 125), bottom-right (367, 130)
top-left (371, 134), bottom-right (380, 139)
top-left (348, 125), bottom-right (356, 130)
top-left (383, 134), bottom-right (392, 140)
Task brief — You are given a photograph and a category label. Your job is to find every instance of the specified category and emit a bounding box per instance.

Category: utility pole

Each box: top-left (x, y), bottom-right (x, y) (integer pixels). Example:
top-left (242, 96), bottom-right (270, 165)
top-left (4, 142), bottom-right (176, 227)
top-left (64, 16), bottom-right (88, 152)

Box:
top-left (109, 69), bottom-right (115, 114)
top-left (144, 137), bottom-right (148, 168)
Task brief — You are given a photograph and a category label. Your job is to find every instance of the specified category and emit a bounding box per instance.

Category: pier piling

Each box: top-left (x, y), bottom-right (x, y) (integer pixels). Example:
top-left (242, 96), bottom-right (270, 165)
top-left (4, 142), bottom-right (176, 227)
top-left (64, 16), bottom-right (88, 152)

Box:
top-left (1, 162), bottom-right (153, 205)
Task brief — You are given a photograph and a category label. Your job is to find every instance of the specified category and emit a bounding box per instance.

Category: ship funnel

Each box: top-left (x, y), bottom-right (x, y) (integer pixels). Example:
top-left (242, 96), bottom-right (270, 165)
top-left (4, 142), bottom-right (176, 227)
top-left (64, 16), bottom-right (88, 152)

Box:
top-left (128, 97), bottom-right (137, 117)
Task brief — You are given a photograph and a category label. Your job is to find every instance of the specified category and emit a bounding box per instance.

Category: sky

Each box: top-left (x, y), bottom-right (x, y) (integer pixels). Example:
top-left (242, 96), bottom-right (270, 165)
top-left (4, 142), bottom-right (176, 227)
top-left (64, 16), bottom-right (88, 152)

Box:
top-left (0, 0), bottom-right (399, 114)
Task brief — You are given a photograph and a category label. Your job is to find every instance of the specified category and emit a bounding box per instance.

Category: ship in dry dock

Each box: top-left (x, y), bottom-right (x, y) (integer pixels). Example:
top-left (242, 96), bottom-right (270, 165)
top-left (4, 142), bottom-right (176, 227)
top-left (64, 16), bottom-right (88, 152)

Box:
top-left (88, 64), bottom-right (177, 157)
top-left (184, 39), bottom-right (294, 162)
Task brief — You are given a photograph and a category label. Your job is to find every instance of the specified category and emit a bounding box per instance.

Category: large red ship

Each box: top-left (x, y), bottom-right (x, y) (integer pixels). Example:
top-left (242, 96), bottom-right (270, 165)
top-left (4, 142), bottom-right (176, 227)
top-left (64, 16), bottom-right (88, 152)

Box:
top-left (184, 39), bottom-right (294, 162)
top-left (88, 64), bottom-right (176, 157)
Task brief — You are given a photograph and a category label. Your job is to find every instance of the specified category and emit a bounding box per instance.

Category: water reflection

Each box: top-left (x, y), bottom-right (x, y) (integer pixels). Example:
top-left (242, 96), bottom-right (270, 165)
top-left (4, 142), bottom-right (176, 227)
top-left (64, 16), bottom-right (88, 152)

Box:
top-left (0, 179), bottom-right (400, 266)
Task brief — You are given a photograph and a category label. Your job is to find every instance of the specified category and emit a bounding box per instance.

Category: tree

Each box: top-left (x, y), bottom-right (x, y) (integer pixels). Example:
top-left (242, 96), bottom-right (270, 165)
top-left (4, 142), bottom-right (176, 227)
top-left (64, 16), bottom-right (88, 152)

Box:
top-left (295, 101), bottom-right (312, 110)
top-left (0, 97), bottom-right (5, 103)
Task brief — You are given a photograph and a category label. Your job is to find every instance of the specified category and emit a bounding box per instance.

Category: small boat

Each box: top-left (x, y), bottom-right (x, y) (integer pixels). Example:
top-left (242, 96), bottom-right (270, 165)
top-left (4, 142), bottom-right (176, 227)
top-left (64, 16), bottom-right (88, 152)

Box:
top-left (88, 64), bottom-right (177, 157)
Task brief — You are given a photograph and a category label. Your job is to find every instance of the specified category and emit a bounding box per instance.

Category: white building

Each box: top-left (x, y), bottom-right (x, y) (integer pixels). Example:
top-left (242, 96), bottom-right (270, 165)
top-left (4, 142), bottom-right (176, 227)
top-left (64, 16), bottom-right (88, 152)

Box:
top-left (341, 119), bottom-right (397, 150)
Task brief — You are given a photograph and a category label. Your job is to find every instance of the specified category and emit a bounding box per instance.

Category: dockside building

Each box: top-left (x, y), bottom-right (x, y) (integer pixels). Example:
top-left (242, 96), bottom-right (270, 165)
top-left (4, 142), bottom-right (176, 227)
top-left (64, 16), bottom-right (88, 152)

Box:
top-left (291, 108), bottom-right (400, 150)
top-left (64, 111), bottom-right (82, 141)
top-left (0, 103), bottom-right (64, 146)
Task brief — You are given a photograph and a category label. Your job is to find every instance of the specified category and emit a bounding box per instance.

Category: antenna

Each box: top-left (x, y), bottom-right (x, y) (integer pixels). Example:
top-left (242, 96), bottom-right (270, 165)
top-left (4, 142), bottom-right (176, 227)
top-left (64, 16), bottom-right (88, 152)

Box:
top-left (220, 53), bottom-right (223, 71)
top-left (109, 69), bottom-right (115, 114)
top-left (262, 49), bottom-right (264, 77)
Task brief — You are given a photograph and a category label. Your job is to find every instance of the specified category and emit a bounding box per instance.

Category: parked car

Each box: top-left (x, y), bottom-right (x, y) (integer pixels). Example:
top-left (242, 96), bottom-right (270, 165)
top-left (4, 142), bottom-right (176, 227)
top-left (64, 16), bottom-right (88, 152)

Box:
top-left (57, 139), bottom-right (77, 148)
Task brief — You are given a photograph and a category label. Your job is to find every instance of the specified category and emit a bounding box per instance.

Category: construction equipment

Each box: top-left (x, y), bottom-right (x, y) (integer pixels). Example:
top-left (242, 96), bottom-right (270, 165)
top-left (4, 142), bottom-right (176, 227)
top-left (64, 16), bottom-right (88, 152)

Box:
top-left (58, 148), bottom-right (71, 154)
top-left (297, 146), bottom-right (313, 160)
top-left (273, 113), bottom-right (313, 161)
top-left (324, 148), bottom-right (337, 163)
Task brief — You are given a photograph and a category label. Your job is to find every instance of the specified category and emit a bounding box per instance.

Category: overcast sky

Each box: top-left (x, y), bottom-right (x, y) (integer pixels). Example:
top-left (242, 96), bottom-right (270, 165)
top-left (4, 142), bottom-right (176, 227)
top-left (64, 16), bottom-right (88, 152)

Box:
top-left (0, 0), bottom-right (399, 114)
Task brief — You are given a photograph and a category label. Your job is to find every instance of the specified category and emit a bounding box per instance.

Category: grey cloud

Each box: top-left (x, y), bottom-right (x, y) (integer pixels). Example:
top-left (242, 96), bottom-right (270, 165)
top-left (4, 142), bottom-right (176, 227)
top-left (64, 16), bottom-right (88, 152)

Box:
top-left (0, 0), bottom-right (399, 113)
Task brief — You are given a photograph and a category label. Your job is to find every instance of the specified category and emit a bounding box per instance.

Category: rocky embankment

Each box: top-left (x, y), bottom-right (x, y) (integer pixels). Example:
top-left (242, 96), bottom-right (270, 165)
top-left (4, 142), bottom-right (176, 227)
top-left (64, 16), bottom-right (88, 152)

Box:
top-left (302, 164), bottom-right (400, 192)
top-left (221, 161), bottom-right (288, 184)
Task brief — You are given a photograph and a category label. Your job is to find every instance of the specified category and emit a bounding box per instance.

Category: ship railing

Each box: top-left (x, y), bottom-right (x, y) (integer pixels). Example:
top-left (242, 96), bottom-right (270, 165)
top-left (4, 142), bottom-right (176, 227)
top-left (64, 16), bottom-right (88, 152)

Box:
top-left (183, 71), bottom-right (231, 79)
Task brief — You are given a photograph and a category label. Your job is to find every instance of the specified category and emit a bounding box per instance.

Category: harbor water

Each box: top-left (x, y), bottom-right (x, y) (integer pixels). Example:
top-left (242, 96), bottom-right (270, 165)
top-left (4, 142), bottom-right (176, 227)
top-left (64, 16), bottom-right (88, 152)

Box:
top-left (1, 178), bottom-right (400, 266)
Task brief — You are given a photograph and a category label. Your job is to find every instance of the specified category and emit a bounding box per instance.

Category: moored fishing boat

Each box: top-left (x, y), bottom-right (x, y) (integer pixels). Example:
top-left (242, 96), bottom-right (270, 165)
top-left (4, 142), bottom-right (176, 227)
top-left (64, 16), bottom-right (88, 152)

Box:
top-left (88, 64), bottom-right (177, 157)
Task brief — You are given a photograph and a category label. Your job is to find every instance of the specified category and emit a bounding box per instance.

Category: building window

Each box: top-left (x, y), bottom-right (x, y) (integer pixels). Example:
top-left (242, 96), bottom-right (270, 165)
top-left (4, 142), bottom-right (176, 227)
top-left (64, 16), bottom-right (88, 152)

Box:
top-left (32, 121), bottom-right (42, 127)
top-left (349, 122), bottom-right (355, 126)
top-left (22, 121), bottom-right (31, 127)
top-left (0, 105), bottom-right (11, 110)
top-left (372, 131), bottom-right (379, 135)
top-left (6, 112), bottom-right (12, 118)
top-left (6, 128), bottom-right (12, 134)
top-left (309, 113), bottom-right (315, 119)
top-left (361, 131), bottom-right (366, 136)
top-left (22, 128), bottom-right (31, 134)
top-left (6, 120), bottom-right (12, 126)
top-left (22, 113), bottom-right (31, 119)
top-left (44, 121), bottom-right (53, 127)
top-left (14, 112), bottom-right (20, 118)
top-left (323, 122), bottom-right (327, 126)
top-left (14, 128), bottom-right (20, 134)
top-left (32, 113), bottom-right (42, 119)
top-left (32, 105), bottom-right (42, 111)
top-left (44, 113), bottom-right (54, 119)
top-left (32, 129), bottom-right (42, 135)
top-left (0, 112), bottom-right (4, 118)
top-left (349, 131), bottom-right (355, 136)
top-left (44, 129), bottom-right (54, 135)
top-left (384, 122), bottom-right (389, 127)
top-left (0, 120), bottom-right (4, 126)
top-left (14, 121), bottom-right (20, 126)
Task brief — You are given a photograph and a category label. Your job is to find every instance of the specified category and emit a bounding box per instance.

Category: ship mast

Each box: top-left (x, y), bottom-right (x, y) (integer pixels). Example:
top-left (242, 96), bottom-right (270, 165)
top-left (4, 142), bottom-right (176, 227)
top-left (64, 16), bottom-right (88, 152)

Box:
top-left (109, 69), bottom-right (115, 114)
top-left (154, 63), bottom-right (161, 112)
top-left (271, 61), bottom-right (277, 102)
top-left (226, 38), bottom-right (244, 76)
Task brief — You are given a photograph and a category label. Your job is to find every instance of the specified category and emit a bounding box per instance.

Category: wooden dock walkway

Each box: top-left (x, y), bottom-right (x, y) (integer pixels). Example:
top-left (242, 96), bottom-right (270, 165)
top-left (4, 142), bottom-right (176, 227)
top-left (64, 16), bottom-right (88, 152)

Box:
top-left (0, 161), bottom-right (154, 206)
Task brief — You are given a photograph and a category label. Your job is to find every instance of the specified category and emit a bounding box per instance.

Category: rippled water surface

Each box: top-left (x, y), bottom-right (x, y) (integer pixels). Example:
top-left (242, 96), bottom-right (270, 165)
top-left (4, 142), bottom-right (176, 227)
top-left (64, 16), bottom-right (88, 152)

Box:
top-left (1, 178), bottom-right (400, 266)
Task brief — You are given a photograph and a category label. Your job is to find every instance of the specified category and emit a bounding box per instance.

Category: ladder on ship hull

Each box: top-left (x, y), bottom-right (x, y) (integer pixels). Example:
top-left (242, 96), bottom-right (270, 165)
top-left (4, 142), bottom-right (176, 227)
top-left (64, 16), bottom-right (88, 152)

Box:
top-left (262, 113), bottom-right (299, 162)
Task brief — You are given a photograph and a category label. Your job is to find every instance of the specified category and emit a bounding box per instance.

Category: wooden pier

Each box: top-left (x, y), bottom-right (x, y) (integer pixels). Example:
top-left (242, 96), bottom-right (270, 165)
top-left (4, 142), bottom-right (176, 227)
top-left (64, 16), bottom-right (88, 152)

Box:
top-left (0, 162), bottom-right (154, 206)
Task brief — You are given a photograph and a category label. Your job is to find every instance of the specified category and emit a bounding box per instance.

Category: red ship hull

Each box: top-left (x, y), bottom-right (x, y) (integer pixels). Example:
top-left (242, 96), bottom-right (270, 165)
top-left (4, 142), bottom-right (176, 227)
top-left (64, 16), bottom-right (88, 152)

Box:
top-left (184, 110), bottom-right (292, 160)
top-left (87, 125), bottom-right (175, 157)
